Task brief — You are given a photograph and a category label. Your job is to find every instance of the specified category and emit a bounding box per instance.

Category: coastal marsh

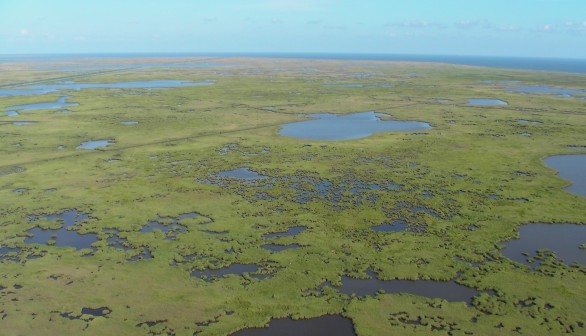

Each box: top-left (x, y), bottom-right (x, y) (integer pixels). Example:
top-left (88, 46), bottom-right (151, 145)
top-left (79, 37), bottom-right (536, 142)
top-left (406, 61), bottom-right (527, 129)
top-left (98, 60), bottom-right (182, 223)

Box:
top-left (1, 56), bottom-right (585, 335)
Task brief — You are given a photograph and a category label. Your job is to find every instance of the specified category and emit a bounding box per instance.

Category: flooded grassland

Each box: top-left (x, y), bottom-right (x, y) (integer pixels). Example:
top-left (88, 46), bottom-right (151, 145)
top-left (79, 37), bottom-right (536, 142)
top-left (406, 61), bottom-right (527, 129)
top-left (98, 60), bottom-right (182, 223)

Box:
top-left (0, 56), bottom-right (585, 335)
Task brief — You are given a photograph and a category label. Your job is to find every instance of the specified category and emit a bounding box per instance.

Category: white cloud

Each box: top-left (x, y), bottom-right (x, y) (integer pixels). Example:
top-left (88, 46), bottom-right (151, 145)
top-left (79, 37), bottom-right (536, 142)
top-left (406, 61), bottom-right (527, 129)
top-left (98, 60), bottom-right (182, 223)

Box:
top-left (539, 24), bottom-right (554, 32)
top-left (20, 28), bottom-right (30, 36)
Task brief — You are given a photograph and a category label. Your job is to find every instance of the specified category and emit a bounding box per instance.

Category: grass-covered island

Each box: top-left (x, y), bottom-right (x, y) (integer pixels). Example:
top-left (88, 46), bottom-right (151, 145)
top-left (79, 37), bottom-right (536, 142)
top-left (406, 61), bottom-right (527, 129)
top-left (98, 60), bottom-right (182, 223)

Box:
top-left (1, 56), bottom-right (585, 335)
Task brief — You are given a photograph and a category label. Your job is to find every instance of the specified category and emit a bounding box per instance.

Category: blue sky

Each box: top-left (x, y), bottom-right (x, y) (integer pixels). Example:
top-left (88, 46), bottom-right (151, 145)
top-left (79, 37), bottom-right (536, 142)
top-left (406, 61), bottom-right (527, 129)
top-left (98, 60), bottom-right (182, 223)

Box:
top-left (1, 0), bottom-right (585, 58)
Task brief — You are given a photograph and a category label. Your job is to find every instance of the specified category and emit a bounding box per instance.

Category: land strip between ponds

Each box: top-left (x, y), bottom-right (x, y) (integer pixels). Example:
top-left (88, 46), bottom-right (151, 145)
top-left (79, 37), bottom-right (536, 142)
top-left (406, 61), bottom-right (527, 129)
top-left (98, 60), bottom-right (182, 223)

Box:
top-left (0, 120), bottom-right (294, 171)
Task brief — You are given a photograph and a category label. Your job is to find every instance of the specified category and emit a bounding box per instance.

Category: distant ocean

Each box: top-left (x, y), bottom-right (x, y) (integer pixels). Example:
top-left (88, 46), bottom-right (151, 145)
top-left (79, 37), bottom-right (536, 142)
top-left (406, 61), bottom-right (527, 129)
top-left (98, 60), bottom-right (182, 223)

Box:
top-left (1, 53), bottom-right (586, 74)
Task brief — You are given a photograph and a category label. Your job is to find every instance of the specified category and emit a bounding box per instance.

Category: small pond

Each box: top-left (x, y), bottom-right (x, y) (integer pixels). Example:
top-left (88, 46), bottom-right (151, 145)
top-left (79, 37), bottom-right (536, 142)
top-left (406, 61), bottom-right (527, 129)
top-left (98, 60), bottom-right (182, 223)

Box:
top-left (336, 270), bottom-right (481, 303)
top-left (5, 110), bottom-right (19, 116)
top-left (371, 220), bottom-right (408, 232)
top-left (262, 244), bottom-right (301, 252)
top-left (191, 264), bottom-right (261, 282)
top-left (544, 154), bottom-right (586, 197)
top-left (279, 112), bottom-right (431, 141)
top-left (119, 121), bottom-right (139, 125)
top-left (230, 315), bottom-right (356, 336)
top-left (25, 210), bottom-right (97, 249)
top-left (467, 99), bottom-right (508, 106)
top-left (8, 96), bottom-right (78, 111)
top-left (501, 223), bottom-right (586, 266)
top-left (264, 226), bottom-right (306, 239)
top-left (77, 140), bottom-right (115, 150)
top-left (219, 168), bottom-right (268, 180)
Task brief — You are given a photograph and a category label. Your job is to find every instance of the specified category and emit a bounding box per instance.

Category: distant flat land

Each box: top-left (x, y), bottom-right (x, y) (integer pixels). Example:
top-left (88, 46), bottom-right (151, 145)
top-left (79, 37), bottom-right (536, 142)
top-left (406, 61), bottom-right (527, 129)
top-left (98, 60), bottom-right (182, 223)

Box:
top-left (1, 56), bottom-right (585, 335)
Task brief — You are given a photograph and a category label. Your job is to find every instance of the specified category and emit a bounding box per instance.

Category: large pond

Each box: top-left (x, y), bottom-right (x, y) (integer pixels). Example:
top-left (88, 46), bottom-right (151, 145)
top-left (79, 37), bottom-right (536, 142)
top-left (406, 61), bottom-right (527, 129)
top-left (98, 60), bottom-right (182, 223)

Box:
top-left (501, 223), bottom-right (586, 267)
top-left (0, 80), bottom-right (215, 97)
top-left (544, 154), bottom-right (586, 197)
top-left (8, 96), bottom-right (78, 111)
top-left (279, 112), bottom-right (431, 141)
top-left (230, 315), bottom-right (355, 336)
top-left (336, 270), bottom-right (481, 303)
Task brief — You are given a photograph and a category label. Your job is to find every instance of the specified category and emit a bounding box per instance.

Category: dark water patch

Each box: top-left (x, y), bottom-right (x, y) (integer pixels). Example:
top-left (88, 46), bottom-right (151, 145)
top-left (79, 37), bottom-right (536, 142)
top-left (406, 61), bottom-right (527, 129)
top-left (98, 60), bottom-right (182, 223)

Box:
top-left (0, 246), bottom-right (23, 261)
top-left (501, 223), bottom-right (586, 266)
top-left (25, 210), bottom-right (97, 249)
top-left (337, 270), bottom-right (481, 303)
top-left (0, 80), bottom-right (215, 97)
top-left (544, 154), bottom-right (586, 197)
top-left (178, 212), bottom-right (200, 220)
top-left (14, 188), bottom-right (29, 194)
top-left (262, 244), bottom-right (301, 252)
top-left (141, 221), bottom-right (186, 235)
top-left (508, 85), bottom-right (585, 98)
top-left (201, 229), bottom-right (228, 235)
top-left (264, 226), bottom-right (306, 239)
top-left (230, 315), bottom-right (356, 336)
top-left (136, 320), bottom-right (167, 328)
top-left (467, 99), bottom-right (508, 106)
top-left (8, 96), bottom-right (78, 111)
top-left (518, 119), bottom-right (543, 124)
top-left (519, 132), bottom-right (531, 136)
top-left (119, 120), bottom-right (138, 125)
top-left (56, 109), bottom-right (71, 113)
top-left (371, 220), bottom-right (408, 232)
top-left (568, 146), bottom-right (586, 150)
top-left (432, 98), bottom-right (451, 103)
top-left (81, 307), bottom-right (111, 317)
top-left (289, 177), bottom-right (400, 205)
top-left (191, 264), bottom-right (259, 282)
top-left (5, 110), bottom-right (19, 116)
top-left (107, 159), bottom-right (120, 163)
top-left (129, 247), bottom-right (153, 261)
top-left (76, 140), bottom-right (115, 150)
top-left (279, 111), bottom-right (431, 141)
top-left (219, 168), bottom-right (268, 180)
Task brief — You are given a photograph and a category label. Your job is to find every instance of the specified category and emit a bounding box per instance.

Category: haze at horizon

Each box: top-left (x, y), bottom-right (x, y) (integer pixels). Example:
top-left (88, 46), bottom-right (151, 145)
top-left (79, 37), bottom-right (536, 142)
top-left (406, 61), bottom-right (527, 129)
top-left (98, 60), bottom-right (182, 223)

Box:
top-left (1, 0), bottom-right (585, 59)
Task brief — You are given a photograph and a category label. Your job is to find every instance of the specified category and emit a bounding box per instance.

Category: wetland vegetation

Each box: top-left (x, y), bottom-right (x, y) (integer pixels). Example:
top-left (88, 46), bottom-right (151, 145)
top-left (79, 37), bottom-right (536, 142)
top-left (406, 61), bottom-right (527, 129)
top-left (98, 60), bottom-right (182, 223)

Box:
top-left (0, 55), bottom-right (585, 335)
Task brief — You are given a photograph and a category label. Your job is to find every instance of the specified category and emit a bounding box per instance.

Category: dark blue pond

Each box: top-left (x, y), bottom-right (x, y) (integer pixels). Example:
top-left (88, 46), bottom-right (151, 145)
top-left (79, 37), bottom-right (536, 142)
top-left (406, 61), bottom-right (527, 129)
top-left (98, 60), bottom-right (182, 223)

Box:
top-left (219, 168), bottom-right (268, 180)
top-left (279, 112), bottom-right (431, 141)
top-left (230, 315), bottom-right (356, 336)
top-left (544, 154), bottom-right (586, 197)
top-left (501, 223), bottom-right (586, 266)
top-left (337, 270), bottom-right (481, 303)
